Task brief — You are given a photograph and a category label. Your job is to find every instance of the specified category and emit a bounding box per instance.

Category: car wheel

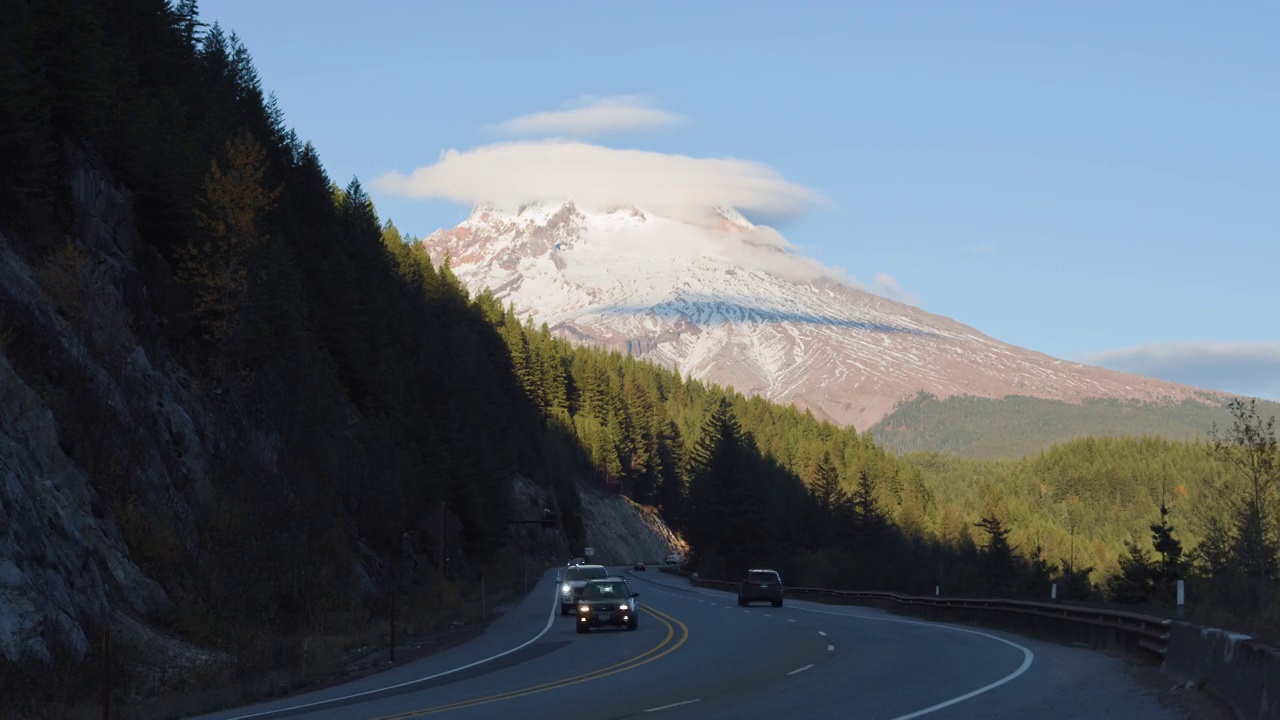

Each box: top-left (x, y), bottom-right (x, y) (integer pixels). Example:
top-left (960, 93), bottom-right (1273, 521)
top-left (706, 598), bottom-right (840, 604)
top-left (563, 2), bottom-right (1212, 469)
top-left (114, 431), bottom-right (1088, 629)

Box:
top-left (627, 619), bottom-right (638, 631)
top-left (576, 622), bottom-right (589, 634)
top-left (737, 596), bottom-right (746, 606)
top-left (561, 604), bottom-right (573, 616)
top-left (772, 599), bottom-right (783, 608)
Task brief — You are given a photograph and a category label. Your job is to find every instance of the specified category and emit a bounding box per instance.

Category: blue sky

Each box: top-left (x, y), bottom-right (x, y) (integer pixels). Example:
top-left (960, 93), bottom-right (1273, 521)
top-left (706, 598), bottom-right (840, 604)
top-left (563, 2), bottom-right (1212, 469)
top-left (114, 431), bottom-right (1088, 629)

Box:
top-left (200, 1), bottom-right (1279, 398)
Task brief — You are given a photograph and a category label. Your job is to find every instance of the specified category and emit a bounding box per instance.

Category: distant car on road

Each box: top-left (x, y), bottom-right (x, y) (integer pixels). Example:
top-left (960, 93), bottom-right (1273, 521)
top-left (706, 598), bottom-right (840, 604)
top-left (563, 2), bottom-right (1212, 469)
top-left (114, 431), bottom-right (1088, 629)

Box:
top-left (561, 564), bottom-right (610, 614)
top-left (634, 562), bottom-right (646, 571)
top-left (576, 577), bottom-right (640, 633)
top-left (738, 569), bottom-right (785, 607)
top-left (664, 553), bottom-right (682, 565)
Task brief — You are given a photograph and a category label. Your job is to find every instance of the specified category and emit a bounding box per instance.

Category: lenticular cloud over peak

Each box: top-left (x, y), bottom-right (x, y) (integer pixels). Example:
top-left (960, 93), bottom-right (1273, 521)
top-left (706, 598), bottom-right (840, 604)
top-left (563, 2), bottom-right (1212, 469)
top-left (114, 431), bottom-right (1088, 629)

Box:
top-left (487, 95), bottom-right (685, 138)
top-left (372, 141), bottom-right (827, 222)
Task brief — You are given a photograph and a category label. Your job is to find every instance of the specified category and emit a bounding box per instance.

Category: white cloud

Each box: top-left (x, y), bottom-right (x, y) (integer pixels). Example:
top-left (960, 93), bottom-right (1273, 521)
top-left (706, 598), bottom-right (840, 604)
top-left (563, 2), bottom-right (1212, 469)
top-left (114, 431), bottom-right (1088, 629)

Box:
top-left (487, 96), bottom-right (684, 138)
top-left (871, 272), bottom-right (921, 306)
top-left (373, 140), bottom-right (827, 223)
top-left (1086, 341), bottom-right (1280, 400)
top-left (968, 242), bottom-right (996, 256)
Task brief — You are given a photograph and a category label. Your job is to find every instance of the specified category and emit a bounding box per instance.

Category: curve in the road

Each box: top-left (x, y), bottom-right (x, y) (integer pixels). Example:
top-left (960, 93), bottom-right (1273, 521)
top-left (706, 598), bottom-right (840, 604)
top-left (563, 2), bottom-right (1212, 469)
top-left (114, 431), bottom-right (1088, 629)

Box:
top-left (369, 604), bottom-right (690, 719)
top-left (624, 570), bottom-right (1036, 719)
top-left (789, 604), bottom-right (1034, 719)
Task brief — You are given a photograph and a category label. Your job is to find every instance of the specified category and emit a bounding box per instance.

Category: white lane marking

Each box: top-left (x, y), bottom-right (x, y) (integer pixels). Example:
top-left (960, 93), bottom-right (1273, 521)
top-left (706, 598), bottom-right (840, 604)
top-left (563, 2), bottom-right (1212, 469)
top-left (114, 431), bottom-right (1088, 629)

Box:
top-left (644, 699), bottom-right (703, 713)
top-left (787, 619), bottom-right (796, 623)
top-left (788, 664), bottom-right (815, 675)
top-left (827, 644), bottom-right (834, 652)
top-left (224, 571), bottom-right (563, 720)
top-left (817, 631), bottom-right (826, 636)
top-left (791, 604), bottom-right (1035, 720)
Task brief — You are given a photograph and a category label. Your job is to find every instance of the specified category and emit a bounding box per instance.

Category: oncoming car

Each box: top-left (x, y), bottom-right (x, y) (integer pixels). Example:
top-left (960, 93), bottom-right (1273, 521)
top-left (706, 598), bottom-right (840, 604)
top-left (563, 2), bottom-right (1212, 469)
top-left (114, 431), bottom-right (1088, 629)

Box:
top-left (560, 564), bottom-right (610, 614)
top-left (575, 577), bottom-right (639, 633)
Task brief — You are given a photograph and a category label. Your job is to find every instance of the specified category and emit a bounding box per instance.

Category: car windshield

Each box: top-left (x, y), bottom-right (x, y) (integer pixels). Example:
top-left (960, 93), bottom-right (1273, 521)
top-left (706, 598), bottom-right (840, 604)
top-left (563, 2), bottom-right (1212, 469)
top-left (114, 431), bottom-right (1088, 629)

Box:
top-left (749, 571), bottom-right (780, 583)
top-left (566, 566), bottom-right (608, 581)
top-left (582, 582), bottom-right (628, 600)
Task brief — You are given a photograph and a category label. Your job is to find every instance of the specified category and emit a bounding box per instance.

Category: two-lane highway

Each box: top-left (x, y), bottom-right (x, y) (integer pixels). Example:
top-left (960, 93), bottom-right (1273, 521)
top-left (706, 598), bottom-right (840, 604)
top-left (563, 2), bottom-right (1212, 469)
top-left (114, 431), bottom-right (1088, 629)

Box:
top-left (196, 566), bottom-right (1186, 720)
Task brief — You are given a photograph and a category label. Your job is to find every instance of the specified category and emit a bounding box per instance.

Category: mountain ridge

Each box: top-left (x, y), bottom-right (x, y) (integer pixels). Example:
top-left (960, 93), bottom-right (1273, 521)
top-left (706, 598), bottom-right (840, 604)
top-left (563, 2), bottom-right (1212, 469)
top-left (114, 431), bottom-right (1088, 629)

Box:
top-left (423, 200), bottom-right (1221, 429)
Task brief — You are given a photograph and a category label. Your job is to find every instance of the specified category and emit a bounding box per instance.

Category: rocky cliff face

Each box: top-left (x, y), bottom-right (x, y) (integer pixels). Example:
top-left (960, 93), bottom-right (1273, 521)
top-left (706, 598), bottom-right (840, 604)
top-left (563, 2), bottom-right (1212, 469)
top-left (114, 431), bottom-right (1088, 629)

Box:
top-left (578, 485), bottom-right (687, 566)
top-left (0, 150), bottom-right (204, 663)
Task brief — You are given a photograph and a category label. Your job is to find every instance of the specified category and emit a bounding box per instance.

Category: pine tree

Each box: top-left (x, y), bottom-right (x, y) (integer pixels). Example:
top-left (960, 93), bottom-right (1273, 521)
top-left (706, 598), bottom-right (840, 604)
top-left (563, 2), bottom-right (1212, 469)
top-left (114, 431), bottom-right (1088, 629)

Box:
top-left (1149, 501), bottom-right (1184, 602)
top-left (1108, 540), bottom-right (1156, 604)
top-left (1210, 398), bottom-right (1280, 616)
top-left (180, 130), bottom-right (281, 360)
top-left (809, 451), bottom-right (846, 514)
top-left (975, 515), bottom-right (1017, 596)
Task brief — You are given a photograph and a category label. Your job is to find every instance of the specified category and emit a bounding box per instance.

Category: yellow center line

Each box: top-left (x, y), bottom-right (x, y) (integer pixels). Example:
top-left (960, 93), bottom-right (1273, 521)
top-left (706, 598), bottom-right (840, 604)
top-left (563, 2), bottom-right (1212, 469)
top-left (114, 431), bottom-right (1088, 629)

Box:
top-left (369, 605), bottom-right (690, 718)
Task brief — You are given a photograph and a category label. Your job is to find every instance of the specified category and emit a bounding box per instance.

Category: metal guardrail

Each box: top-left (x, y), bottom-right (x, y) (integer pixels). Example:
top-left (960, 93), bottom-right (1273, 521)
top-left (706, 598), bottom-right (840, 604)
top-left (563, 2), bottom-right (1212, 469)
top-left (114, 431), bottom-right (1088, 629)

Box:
top-left (656, 567), bottom-right (1171, 657)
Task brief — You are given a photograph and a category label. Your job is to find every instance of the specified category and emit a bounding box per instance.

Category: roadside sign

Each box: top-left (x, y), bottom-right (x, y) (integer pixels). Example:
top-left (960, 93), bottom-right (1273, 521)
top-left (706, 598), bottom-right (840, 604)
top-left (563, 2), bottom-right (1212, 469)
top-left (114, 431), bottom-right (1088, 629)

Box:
top-left (584, 547), bottom-right (594, 557)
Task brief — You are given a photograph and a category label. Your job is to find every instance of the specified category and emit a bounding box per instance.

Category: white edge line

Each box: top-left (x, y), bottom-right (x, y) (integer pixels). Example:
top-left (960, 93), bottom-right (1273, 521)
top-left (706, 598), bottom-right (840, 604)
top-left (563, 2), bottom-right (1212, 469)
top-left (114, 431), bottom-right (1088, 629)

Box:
top-left (787, 663), bottom-right (815, 675)
top-left (644, 698), bottom-right (702, 713)
top-left (790, 604), bottom-right (1035, 720)
top-left (223, 570), bottom-right (563, 720)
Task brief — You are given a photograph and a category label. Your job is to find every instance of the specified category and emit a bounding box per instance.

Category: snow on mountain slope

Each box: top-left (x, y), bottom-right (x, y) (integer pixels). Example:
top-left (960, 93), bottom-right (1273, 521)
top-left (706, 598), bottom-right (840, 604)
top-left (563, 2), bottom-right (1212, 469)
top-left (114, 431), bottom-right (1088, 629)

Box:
top-left (423, 201), bottom-right (1217, 429)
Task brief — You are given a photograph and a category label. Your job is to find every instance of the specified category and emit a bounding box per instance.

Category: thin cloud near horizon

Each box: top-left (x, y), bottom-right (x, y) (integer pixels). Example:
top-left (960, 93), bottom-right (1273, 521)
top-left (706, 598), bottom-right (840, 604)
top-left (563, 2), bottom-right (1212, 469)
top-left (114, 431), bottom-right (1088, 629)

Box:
top-left (1086, 341), bottom-right (1280, 400)
top-left (486, 95), bottom-right (685, 139)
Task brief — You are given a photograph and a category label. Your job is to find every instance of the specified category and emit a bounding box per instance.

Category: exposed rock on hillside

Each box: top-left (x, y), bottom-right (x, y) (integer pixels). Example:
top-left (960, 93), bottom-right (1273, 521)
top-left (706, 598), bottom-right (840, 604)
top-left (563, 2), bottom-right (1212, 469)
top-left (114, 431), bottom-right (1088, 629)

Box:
top-left (577, 485), bottom-right (687, 566)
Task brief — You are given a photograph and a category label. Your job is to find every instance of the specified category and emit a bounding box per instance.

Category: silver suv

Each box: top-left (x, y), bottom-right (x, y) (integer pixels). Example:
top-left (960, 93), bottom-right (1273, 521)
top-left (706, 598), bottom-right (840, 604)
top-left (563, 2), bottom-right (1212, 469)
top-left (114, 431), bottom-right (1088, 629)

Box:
top-left (560, 564), bottom-right (610, 614)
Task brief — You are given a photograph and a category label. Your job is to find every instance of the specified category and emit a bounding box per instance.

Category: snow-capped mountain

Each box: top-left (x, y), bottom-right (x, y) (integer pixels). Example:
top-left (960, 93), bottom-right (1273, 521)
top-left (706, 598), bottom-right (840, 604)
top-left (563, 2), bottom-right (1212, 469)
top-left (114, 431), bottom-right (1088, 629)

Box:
top-left (422, 200), bottom-right (1215, 429)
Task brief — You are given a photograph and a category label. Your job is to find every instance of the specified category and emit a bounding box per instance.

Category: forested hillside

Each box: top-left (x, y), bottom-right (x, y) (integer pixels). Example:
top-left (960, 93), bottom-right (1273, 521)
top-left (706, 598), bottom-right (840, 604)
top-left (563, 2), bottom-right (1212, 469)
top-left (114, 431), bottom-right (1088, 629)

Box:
top-left (1, 2), bottom-right (594, 715)
top-left (2, 2), bottom-right (1276, 717)
top-left (868, 391), bottom-right (1280, 457)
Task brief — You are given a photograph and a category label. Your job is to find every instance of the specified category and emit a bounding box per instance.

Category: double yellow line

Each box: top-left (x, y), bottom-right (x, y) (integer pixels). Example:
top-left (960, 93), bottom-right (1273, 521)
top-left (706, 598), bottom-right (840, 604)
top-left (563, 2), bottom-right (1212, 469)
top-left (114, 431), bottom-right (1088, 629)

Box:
top-left (370, 605), bottom-right (690, 718)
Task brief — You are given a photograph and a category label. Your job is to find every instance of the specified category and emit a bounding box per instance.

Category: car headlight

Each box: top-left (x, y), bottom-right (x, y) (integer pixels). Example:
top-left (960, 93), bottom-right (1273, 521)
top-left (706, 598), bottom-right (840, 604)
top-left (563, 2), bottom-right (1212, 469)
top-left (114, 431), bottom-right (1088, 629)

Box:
top-left (562, 583), bottom-right (572, 594)
top-left (619, 603), bottom-right (629, 610)
top-left (578, 605), bottom-right (590, 614)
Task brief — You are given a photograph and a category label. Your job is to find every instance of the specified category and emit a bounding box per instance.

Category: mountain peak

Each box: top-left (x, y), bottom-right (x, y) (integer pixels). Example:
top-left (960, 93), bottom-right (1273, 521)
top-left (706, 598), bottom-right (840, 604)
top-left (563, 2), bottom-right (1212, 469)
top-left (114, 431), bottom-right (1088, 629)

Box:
top-left (422, 204), bottom-right (1215, 429)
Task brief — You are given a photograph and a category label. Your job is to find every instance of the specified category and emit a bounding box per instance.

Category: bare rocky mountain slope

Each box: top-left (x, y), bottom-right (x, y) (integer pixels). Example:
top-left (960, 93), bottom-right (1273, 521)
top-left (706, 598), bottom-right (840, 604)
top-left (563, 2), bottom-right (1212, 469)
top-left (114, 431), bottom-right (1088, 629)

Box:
top-left (424, 201), bottom-right (1219, 431)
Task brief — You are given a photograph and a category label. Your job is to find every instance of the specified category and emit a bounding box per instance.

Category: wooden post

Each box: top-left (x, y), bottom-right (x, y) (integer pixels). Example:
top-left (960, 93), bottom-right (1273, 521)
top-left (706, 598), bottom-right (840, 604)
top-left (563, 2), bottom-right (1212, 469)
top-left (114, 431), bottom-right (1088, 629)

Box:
top-left (102, 627), bottom-right (111, 720)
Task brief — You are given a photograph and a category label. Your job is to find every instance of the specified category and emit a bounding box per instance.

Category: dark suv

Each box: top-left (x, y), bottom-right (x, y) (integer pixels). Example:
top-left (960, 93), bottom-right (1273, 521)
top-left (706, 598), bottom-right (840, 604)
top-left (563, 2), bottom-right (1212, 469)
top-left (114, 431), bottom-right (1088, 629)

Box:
top-left (738, 569), bottom-right (784, 607)
top-left (575, 577), bottom-right (640, 633)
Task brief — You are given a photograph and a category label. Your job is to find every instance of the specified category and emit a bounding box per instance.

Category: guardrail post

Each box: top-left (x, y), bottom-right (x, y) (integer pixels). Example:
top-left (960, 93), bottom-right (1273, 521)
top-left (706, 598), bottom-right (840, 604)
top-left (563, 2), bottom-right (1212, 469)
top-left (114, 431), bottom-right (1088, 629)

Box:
top-left (1051, 583), bottom-right (1058, 602)
top-left (934, 585), bottom-right (940, 597)
top-left (1176, 579), bottom-right (1185, 617)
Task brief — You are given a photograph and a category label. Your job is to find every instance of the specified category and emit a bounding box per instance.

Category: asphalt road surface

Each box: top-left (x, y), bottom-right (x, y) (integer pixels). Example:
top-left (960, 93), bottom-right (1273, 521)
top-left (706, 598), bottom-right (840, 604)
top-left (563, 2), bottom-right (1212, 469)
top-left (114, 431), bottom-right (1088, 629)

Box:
top-left (192, 566), bottom-right (1183, 720)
